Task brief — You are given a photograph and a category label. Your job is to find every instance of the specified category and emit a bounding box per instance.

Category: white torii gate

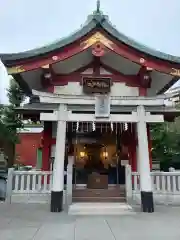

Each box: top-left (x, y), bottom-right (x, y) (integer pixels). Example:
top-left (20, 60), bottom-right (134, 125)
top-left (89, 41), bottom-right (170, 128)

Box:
top-left (33, 90), bottom-right (170, 213)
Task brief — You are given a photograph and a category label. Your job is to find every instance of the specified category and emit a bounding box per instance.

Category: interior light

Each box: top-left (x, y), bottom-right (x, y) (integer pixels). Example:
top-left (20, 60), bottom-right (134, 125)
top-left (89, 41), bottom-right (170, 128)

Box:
top-left (102, 152), bottom-right (108, 158)
top-left (80, 151), bottom-right (86, 157)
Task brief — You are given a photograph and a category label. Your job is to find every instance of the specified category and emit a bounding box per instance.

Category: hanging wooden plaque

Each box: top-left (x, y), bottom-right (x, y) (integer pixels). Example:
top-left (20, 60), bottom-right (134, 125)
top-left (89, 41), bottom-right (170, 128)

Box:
top-left (82, 77), bottom-right (111, 94)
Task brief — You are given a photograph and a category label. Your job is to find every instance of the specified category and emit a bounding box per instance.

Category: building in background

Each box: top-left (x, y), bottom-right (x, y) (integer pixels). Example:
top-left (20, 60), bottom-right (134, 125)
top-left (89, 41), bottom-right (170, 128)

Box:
top-left (16, 124), bottom-right (43, 168)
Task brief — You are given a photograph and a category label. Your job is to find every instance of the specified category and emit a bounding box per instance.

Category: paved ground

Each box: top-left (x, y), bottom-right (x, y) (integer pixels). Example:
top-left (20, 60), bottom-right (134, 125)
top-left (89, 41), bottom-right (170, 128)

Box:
top-left (0, 203), bottom-right (180, 239)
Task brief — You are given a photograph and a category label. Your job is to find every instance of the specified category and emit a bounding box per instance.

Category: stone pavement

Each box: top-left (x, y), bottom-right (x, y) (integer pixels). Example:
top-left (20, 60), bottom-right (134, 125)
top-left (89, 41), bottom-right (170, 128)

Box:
top-left (0, 203), bottom-right (180, 239)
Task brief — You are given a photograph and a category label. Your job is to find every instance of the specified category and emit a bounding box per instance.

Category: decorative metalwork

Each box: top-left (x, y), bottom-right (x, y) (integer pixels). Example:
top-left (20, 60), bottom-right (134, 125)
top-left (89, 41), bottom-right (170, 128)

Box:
top-left (140, 58), bottom-right (145, 64)
top-left (52, 56), bottom-right (58, 61)
top-left (170, 68), bottom-right (180, 77)
top-left (81, 32), bottom-right (114, 50)
top-left (7, 65), bottom-right (25, 74)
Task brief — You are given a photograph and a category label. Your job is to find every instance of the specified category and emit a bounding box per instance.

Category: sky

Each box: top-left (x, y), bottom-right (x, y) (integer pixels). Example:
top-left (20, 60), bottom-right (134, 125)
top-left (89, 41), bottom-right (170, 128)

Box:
top-left (1, 0), bottom-right (180, 103)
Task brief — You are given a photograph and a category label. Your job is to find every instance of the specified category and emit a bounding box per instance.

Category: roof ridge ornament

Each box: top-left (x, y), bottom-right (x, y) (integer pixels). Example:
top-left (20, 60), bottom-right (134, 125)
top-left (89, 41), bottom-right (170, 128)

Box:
top-left (92, 0), bottom-right (103, 15)
top-left (96, 0), bottom-right (100, 13)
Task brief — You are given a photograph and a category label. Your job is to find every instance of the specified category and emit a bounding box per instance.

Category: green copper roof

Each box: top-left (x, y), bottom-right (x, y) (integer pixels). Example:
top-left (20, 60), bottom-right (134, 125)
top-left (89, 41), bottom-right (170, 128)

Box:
top-left (1, 8), bottom-right (180, 64)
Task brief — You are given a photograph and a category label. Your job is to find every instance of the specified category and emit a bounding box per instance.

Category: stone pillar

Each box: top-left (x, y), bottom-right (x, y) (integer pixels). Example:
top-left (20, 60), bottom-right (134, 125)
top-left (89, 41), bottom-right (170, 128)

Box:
top-left (137, 105), bottom-right (154, 213)
top-left (51, 104), bottom-right (67, 212)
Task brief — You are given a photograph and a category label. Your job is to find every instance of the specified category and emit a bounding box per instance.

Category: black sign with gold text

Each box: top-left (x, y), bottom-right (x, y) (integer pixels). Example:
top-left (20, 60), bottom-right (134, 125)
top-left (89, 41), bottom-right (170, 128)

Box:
top-left (83, 77), bottom-right (111, 93)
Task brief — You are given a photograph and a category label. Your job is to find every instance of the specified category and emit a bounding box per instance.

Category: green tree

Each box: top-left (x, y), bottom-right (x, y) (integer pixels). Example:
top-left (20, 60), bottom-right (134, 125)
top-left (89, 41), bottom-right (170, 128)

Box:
top-left (151, 116), bottom-right (180, 170)
top-left (0, 78), bottom-right (25, 167)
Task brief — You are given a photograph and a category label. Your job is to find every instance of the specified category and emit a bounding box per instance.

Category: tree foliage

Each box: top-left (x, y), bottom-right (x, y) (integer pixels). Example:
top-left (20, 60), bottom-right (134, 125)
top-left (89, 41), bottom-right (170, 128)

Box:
top-left (151, 117), bottom-right (180, 169)
top-left (0, 79), bottom-right (25, 142)
top-left (7, 78), bottom-right (25, 107)
top-left (0, 78), bottom-right (25, 166)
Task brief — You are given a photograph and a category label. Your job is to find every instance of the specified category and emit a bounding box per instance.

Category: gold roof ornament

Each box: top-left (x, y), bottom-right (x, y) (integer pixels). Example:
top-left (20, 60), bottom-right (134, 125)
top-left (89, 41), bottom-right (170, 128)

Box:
top-left (81, 32), bottom-right (114, 50)
top-left (41, 64), bottom-right (50, 69)
top-left (7, 65), bottom-right (25, 74)
top-left (170, 68), bottom-right (180, 77)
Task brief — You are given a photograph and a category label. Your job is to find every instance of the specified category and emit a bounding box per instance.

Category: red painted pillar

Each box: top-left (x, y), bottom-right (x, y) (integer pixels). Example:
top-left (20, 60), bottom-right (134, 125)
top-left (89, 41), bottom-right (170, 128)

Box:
top-left (42, 122), bottom-right (52, 171)
top-left (147, 124), bottom-right (152, 170)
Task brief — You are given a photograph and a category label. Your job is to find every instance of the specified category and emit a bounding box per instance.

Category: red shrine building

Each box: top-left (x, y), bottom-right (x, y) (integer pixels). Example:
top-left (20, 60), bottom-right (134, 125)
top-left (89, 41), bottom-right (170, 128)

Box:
top-left (1, 4), bottom-right (180, 213)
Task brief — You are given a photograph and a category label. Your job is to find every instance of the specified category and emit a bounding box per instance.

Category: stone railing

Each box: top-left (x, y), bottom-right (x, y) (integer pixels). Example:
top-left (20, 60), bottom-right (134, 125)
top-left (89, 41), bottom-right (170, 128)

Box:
top-left (125, 165), bottom-right (180, 205)
top-left (6, 169), bottom-right (53, 203)
top-left (132, 171), bottom-right (180, 194)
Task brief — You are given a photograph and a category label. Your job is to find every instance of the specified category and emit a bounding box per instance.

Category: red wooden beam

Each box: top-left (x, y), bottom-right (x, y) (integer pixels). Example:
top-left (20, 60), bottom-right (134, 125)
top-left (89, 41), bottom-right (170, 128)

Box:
top-left (8, 29), bottom-right (180, 79)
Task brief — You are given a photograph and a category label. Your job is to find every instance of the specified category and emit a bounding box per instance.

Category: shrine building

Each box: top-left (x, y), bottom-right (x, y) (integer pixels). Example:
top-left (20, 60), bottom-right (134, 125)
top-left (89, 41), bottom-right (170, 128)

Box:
top-left (1, 4), bottom-right (180, 213)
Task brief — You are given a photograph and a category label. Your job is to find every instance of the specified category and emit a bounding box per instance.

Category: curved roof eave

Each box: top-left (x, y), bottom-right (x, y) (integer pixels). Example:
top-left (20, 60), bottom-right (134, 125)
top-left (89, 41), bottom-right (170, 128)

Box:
top-left (1, 11), bottom-right (180, 64)
top-left (102, 21), bottom-right (180, 64)
top-left (0, 15), bottom-right (99, 63)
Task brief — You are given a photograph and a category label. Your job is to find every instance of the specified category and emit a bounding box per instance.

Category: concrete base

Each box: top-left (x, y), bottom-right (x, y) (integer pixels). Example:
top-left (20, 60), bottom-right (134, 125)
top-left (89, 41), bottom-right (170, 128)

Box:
top-left (141, 191), bottom-right (154, 213)
top-left (68, 202), bottom-right (135, 215)
top-left (133, 192), bottom-right (180, 206)
top-left (51, 191), bottom-right (63, 212)
top-left (8, 191), bottom-right (66, 204)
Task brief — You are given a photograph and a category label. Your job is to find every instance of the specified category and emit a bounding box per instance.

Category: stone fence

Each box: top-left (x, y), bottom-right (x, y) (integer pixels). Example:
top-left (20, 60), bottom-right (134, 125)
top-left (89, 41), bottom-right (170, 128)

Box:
top-left (6, 169), bottom-right (66, 204)
top-left (5, 165), bottom-right (180, 206)
top-left (126, 165), bottom-right (180, 205)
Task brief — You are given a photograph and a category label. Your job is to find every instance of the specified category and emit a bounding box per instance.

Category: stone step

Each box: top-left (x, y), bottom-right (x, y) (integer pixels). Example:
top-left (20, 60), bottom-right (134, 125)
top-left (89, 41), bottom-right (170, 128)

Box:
top-left (68, 202), bottom-right (135, 215)
top-left (73, 196), bottom-right (126, 202)
top-left (73, 188), bottom-right (125, 198)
